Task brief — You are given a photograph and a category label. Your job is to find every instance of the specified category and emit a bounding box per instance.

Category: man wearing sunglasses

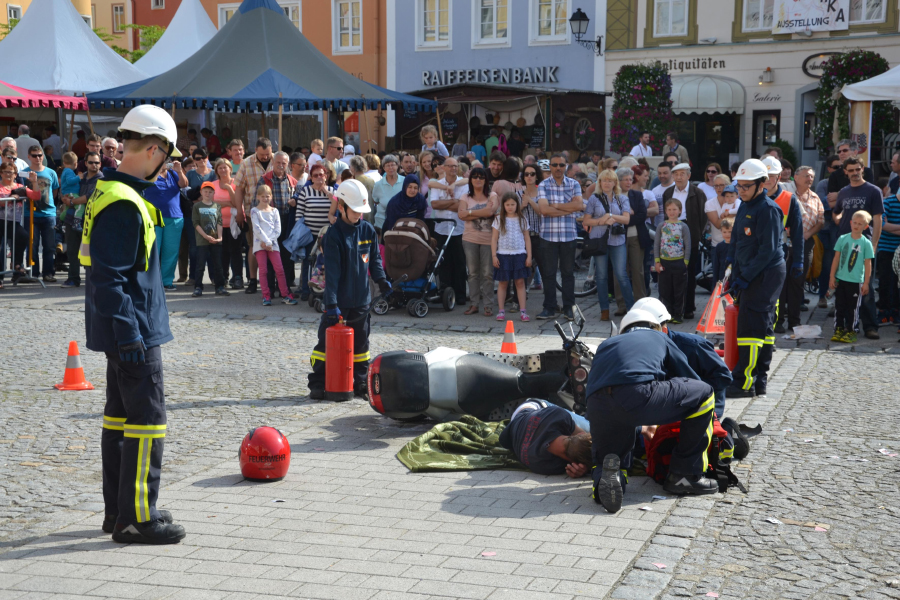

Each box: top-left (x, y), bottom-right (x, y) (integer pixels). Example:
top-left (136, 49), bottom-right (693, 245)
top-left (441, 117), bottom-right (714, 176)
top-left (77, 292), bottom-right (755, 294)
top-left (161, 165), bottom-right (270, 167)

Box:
top-left (832, 156), bottom-right (884, 340)
top-left (815, 154), bottom-right (841, 308)
top-left (81, 104), bottom-right (186, 545)
top-left (536, 153), bottom-right (584, 321)
top-left (61, 151), bottom-right (103, 288)
top-left (324, 136), bottom-right (349, 176)
top-left (22, 145), bottom-right (60, 281)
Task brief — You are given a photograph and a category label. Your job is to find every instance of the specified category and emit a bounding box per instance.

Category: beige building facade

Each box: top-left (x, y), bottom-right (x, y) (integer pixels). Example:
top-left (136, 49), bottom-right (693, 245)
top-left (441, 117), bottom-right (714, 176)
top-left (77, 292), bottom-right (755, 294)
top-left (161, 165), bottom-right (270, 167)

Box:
top-left (604, 0), bottom-right (900, 172)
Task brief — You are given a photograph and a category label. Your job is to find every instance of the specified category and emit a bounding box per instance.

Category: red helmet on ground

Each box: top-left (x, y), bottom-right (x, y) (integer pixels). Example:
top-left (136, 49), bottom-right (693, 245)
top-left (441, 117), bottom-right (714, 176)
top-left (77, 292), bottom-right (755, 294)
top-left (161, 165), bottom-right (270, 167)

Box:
top-left (239, 427), bottom-right (291, 480)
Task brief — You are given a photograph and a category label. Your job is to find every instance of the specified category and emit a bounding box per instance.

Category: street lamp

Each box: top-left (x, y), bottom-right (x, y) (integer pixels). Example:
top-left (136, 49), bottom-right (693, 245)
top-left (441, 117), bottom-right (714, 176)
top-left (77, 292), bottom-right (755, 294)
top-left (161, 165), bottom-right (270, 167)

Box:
top-left (569, 8), bottom-right (602, 56)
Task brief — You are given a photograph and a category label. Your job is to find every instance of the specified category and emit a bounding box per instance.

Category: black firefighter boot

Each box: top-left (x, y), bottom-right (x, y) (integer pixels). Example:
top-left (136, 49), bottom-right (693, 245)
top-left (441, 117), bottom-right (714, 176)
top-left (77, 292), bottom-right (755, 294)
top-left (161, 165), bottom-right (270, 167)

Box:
top-left (663, 472), bottom-right (719, 496)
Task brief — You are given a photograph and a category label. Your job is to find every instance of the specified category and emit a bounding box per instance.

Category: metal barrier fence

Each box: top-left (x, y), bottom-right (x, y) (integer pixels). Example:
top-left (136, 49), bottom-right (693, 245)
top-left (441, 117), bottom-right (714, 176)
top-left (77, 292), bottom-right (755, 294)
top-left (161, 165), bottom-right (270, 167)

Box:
top-left (1, 197), bottom-right (46, 288)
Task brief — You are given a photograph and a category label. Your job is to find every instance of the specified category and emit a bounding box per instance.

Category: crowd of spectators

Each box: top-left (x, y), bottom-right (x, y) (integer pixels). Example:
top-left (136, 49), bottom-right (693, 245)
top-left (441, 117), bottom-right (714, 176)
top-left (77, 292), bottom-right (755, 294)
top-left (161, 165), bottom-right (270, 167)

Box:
top-left (2, 121), bottom-right (899, 341)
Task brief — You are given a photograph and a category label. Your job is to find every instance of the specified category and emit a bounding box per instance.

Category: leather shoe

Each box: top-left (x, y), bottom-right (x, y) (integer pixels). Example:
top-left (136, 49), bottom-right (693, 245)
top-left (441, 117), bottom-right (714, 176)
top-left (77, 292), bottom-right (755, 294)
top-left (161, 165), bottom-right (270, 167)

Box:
top-left (111, 519), bottom-right (185, 544)
top-left (104, 510), bottom-right (173, 534)
top-left (663, 472), bottom-right (719, 496)
top-left (818, 297), bottom-right (827, 308)
top-left (865, 329), bottom-right (880, 340)
top-left (309, 388), bottom-right (325, 400)
top-left (592, 454), bottom-right (623, 513)
top-left (614, 308), bottom-right (626, 317)
top-left (726, 385), bottom-right (754, 399)
top-left (601, 310), bottom-right (610, 321)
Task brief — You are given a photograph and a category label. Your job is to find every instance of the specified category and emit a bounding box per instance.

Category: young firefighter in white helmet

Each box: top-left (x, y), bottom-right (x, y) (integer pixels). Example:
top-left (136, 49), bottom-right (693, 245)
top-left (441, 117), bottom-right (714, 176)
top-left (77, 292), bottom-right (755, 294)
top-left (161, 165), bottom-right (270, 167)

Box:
top-left (79, 104), bottom-right (185, 544)
top-left (723, 159), bottom-right (786, 399)
top-left (307, 179), bottom-right (391, 400)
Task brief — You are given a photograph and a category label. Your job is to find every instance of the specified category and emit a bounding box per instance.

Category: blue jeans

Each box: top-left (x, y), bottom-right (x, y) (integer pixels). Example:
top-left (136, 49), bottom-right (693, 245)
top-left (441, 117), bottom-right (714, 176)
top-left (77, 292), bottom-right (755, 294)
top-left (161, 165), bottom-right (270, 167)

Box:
top-left (154, 217), bottom-right (183, 287)
top-left (817, 220), bottom-right (838, 298)
top-left (27, 216), bottom-right (56, 278)
top-left (594, 243), bottom-right (633, 311)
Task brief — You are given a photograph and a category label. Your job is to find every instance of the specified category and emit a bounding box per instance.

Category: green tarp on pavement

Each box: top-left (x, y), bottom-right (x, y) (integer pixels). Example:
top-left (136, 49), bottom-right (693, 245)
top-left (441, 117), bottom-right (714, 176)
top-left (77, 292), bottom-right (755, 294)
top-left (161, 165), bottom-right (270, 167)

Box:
top-left (397, 416), bottom-right (527, 473)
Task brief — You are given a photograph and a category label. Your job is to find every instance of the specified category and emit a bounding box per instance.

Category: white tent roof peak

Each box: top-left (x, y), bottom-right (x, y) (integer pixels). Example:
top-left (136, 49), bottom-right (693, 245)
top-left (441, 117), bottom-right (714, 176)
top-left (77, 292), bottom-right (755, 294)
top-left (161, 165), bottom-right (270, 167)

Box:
top-left (135, 0), bottom-right (218, 78)
top-left (0, 0), bottom-right (145, 94)
top-left (671, 74), bottom-right (746, 115)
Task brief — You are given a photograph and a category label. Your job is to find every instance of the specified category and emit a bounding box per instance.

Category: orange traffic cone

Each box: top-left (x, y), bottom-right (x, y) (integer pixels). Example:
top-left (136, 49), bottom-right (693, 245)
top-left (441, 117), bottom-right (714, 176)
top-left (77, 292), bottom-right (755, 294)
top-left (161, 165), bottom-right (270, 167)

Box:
top-left (54, 341), bottom-right (94, 391)
top-left (500, 320), bottom-right (518, 354)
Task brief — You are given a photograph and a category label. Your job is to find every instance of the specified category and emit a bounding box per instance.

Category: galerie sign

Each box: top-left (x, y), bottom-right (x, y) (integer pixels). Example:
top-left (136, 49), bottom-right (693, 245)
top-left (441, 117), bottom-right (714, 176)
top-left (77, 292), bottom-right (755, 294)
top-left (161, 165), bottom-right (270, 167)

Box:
top-left (773, 0), bottom-right (849, 34)
top-left (422, 66), bottom-right (559, 87)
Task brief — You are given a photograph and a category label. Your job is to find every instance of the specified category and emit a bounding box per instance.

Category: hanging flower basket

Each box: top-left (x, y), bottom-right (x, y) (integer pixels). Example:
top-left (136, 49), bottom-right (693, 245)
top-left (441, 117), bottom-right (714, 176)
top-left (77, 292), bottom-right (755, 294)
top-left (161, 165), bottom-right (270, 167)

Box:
top-left (609, 63), bottom-right (676, 156)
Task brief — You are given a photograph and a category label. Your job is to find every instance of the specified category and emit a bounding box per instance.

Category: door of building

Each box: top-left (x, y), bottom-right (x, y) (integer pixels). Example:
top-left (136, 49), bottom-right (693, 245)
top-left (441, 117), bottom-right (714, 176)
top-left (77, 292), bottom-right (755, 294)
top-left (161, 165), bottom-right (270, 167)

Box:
top-left (752, 110), bottom-right (781, 158)
top-left (673, 112), bottom-right (741, 180)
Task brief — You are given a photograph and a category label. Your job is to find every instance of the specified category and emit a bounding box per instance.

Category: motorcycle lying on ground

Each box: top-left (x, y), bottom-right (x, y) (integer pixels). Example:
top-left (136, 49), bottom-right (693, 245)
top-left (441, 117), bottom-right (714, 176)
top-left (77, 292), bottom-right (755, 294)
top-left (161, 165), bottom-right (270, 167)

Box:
top-left (367, 306), bottom-right (596, 422)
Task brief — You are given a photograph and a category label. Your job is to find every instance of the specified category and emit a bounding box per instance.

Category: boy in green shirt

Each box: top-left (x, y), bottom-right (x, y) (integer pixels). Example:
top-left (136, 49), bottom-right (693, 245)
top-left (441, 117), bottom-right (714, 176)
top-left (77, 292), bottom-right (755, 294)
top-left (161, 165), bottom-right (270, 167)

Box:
top-left (829, 210), bottom-right (874, 343)
top-left (192, 182), bottom-right (230, 298)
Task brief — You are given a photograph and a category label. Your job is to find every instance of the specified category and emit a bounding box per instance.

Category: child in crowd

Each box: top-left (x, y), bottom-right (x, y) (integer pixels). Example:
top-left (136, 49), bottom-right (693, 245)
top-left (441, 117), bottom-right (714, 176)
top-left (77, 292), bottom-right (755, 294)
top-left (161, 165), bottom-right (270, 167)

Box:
top-left (829, 210), bottom-right (874, 343)
top-left (420, 124), bottom-right (449, 158)
top-left (492, 192), bottom-right (532, 322)
top-left (192, 182), bottom-right (230, 298)
top-left (308, 138), bottom-right (324, 167)
top-left (59, 152), bottom-right (80, 208)
top-left (712, 217), bottom-right (733, 283)
top-left (307, 180), bottom-right (390, 400)
top-left (655, 198), bottom-right (691, 324)
top-left (251, 184), bottom-right (297, 306)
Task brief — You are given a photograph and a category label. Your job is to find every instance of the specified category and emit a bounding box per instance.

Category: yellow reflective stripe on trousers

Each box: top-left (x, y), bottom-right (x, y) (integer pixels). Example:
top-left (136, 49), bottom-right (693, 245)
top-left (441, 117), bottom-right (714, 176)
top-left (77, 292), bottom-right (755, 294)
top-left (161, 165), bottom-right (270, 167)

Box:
top-left (701, 419), bottom-right (713, 472)
top-left (135, 437), bottom-right (152, 523)
top-left (353, 352), bottom-right (371, 363)
top-left (736, 338), bottom-right (764, 346)
top-left (686, 394), bottom-right (715, 419)
top-left (102, 416), bottom-right (126, 431)
top-left (123, 424), bottom-right (167, 439)
top-left (742, 345), bottom-right (758, 390)
top-left (310, 350), bottom-right (327, 366)
top-left (764, 336), bottom-right (775, 345)
top-left (720, 447), bottom-right (734, 459)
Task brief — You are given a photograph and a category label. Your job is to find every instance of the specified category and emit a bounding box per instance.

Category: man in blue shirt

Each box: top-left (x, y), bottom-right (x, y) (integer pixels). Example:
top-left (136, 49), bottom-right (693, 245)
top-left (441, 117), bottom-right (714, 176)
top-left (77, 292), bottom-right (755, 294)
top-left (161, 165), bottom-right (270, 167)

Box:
top-left (23, 144), bottom-right (60, 281)
top-left (586, 309), bottom-right (718, 513)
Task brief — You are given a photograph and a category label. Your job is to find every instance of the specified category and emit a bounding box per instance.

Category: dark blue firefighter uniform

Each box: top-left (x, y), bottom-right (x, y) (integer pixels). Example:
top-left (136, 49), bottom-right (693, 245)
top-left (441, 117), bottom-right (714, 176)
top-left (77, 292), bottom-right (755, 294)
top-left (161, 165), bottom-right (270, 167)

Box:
top-left (727, 188), bottom-right (786, 393)
top-left (308, 216), bottom-right (387, 394)
top-left (585, 329), bottom-right (715, 493)
top-left (667, 330), bottom-right (732, 418)
top-left (85, 169), bottom-right (173, 528)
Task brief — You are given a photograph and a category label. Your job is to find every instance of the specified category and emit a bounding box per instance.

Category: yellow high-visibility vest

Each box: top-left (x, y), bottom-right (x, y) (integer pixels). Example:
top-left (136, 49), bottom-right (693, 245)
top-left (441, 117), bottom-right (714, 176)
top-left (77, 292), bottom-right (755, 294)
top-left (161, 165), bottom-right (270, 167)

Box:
top-left (79, 179), bottom-right (162, 269)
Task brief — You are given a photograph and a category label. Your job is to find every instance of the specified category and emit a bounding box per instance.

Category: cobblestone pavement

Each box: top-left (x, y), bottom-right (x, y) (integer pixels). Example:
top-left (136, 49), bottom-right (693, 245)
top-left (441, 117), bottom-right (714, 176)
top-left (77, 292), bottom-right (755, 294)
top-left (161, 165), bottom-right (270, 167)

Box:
top-left (610, 350), bottom-right (900, 600)
top-left (0, 305), bottom-right (895, 600)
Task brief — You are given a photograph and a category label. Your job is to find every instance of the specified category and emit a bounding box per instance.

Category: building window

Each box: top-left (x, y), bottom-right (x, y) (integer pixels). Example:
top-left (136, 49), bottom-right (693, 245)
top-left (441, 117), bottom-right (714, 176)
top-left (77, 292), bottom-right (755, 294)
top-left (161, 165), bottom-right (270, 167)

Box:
top-left (529, 0), bottom-right (568, 45)
top-left (476, 0), bottom-right (508, 45)
top-left (850, 0), bottom-right (885, 23)
top-left (151, 0), bottom-right (163, 9)
top-left (81, 14), bottom-right (92, 27)
top-left (653, 0), bottom-right (687, 37)
top-left (218, 4), bottom-right (238, 27)
top-left (219, 2), bottom-right (300, 29)
top-left (6, 5), bottom-right (21, 21)
top-left (418, 0), bottom-right (450, 48)
top-left (112, 4), bottom-right (125, 33)
top-left (742, 0), bottom-right (773, 32)
top-left (334, 0), bottom-right (362, 53)
top-left (282, 3), bottom-right (300, 29)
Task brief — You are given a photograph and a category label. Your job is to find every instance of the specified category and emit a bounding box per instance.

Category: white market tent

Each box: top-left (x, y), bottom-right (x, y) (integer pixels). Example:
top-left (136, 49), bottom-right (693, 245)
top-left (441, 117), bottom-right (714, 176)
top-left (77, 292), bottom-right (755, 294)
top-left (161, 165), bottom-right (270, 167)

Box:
top-left (134, 0), bottom-right (217, 78)
top-left (842, 64), bottom-right (900, 102)
top-left (0, 0), bottom-right (145, 94)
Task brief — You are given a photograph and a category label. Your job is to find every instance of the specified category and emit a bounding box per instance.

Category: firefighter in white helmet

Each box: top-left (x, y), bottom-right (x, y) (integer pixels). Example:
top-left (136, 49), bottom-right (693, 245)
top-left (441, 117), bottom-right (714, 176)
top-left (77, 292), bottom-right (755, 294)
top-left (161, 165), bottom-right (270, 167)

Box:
top-left (307, 179), bottom-right (391, 400)
top-left (724, 159), bottom-right (786, 399)
top-left (80, 104), bottom-right (185, 544)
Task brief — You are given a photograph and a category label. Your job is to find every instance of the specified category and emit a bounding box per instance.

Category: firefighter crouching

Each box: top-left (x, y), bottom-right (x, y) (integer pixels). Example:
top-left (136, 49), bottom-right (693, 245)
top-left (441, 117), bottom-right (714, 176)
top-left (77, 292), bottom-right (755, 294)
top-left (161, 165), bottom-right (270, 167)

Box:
top-left (81, 105), bottom-right (185, 544)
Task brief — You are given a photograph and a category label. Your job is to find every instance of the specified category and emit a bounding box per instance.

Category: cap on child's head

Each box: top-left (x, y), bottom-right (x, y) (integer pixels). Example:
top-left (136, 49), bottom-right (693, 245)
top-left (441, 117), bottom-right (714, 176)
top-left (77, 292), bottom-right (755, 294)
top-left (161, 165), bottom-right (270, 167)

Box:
top-left (723, 183), bottom-right (738, 195)
top-left (200, 181), bottom-right (216, 191)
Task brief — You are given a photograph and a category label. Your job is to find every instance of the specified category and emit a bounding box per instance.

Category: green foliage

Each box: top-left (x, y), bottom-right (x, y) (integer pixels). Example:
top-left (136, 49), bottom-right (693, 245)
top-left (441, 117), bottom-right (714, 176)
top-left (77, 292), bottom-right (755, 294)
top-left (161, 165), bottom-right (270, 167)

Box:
top-left (110, 24), bottom-right (166, 63)
top-left (609, 63), bottom-right (676, 156)
top-left (0, 17), bottom-right (19, 39)
top-left (767, 139), bottom-right (797, 169)
top-left (93, 27), bottom-right (115, 43)
top-left (813, 49), bottom-right (893, 156)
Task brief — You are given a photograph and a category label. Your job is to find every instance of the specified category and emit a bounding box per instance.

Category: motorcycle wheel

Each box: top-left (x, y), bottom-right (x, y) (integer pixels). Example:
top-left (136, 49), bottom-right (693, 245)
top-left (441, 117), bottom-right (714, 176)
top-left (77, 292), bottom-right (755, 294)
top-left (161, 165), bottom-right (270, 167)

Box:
top-left (391, 414), bottom-right (428, 423)
top-left (372, 296), bottom-right (390, 315)
top-left (441, 288), bottom-right (456, 311)
top-left (408, 299), bottom-right (429, 318)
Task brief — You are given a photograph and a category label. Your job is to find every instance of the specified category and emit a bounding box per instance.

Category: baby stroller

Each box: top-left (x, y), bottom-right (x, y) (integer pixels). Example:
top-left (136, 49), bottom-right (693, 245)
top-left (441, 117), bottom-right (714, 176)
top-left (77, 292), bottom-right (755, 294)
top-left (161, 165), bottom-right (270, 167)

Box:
top-left (306, 225), bottom-right (329, 312)
top-left (373, 217), bottom-right (457, 318)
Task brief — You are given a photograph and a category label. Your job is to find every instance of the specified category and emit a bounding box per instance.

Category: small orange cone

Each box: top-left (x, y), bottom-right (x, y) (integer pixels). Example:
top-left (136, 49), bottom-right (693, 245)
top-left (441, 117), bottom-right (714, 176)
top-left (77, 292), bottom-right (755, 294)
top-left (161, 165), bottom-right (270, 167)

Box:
top-left (54, 341), bottom-right (94, 391)
top-left (500, 320), bottom-right (518, 354)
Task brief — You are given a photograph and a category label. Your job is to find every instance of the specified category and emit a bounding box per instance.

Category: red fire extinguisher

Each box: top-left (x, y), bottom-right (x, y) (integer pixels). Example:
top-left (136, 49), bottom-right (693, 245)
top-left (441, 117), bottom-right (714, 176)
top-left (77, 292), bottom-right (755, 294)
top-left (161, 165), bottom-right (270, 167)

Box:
top-left (724, 303), bottom-right (739, 372)
top-left (325, 317), bottom-right (354, 401)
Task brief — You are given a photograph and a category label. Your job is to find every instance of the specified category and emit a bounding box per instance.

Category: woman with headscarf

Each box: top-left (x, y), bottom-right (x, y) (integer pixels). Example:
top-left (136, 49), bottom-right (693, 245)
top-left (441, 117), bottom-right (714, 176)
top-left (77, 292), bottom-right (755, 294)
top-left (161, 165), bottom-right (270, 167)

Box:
top-left (383, 174), bottom-right (428, 234)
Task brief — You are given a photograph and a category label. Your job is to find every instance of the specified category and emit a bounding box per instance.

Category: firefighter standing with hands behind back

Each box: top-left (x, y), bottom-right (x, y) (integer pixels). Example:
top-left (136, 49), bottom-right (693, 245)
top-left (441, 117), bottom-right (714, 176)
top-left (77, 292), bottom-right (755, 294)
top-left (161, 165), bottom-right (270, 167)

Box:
top-left (725, 159), bottom-right (786, 399)
top-left (80, 105), bottom-right (185, 544)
